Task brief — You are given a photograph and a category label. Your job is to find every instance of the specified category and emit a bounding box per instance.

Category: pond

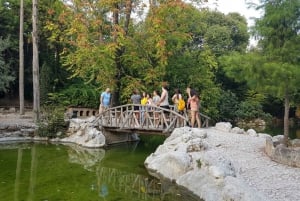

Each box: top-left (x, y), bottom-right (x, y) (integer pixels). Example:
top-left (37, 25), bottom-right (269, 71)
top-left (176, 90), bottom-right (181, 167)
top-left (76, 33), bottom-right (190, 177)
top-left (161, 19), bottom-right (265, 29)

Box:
top-left (263, 125), bottom-right (300, 139)
top-left (0, 140), bottom-right (202, 201)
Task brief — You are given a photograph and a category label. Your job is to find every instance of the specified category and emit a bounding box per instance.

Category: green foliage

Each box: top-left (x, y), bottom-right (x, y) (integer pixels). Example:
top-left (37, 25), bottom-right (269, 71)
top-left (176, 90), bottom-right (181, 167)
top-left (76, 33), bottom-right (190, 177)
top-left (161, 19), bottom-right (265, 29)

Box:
top-left (37, 106), bottom-right (68, 138)
top-left (235, 100), bottom-right (271, 121)
top-left (218, 90), bottom-right (239, 122)
top-left (40, 62), bottom-right (54, 105)
top-left (139, 135), bottom-right (165, 149)
top-left (196, 159), bottom-right (202, 168)
top-left (202, 10), bottom-right (249, 55)
top-left (47, 83), bottom-right (99, 108)
top-left (0, 37), bottom-right (15, 92)
top-left (1, 0), bottom-right (259, 125)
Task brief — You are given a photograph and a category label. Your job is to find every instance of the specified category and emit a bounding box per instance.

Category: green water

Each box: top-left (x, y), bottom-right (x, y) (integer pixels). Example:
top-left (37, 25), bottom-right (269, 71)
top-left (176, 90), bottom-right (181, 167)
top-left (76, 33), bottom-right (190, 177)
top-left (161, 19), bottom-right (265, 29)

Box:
top-left (0, 141), bottom-right (201, 201)
top-left (263, 126), bottom-right (300, 139)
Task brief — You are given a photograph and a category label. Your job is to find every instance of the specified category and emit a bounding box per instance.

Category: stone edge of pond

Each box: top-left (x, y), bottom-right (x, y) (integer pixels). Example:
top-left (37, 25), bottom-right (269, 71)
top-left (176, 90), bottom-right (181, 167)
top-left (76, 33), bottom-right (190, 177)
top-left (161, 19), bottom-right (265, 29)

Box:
top-left (265, 135), bottom-right (300, 167)
top-left (0, 136), bottom-right (108, 149)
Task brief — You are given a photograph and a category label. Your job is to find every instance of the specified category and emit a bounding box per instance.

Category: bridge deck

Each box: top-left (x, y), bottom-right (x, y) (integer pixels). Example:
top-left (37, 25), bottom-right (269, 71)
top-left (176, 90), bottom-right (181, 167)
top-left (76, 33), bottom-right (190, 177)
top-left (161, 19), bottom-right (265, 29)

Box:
top-left (97, 104), bottom-right (210, 135)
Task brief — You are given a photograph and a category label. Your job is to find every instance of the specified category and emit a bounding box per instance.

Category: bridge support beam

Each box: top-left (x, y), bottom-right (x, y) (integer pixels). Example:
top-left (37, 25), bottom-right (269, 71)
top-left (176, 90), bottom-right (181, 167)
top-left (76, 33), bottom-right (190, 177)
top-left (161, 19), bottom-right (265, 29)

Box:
top-left (102, 130), bottom-right (139, 145)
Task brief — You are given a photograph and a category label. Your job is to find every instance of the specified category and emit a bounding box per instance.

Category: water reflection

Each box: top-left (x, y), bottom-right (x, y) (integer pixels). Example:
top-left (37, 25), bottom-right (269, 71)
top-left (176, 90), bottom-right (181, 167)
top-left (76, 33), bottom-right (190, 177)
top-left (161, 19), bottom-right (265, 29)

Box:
top-left (65, 144), bottom-right (105, 170)
top-left (14, 148), bottom-right (22, 201)
top-left (262, 125), bottom-right (300, 139)
top-left (0, 142), bottom-right (202, 201)
top-left (65, 143), bottom-right (201, 201)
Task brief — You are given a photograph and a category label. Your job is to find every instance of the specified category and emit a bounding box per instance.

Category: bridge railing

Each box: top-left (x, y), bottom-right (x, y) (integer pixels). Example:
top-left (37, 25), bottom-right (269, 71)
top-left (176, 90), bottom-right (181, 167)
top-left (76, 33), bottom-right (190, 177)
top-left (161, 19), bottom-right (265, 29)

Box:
top-left (98, 104), bottom-right (211, 134)
top-left (168, 105), bottom-right (211, 128)
top-left (99, 104), bottom-right (189, 134)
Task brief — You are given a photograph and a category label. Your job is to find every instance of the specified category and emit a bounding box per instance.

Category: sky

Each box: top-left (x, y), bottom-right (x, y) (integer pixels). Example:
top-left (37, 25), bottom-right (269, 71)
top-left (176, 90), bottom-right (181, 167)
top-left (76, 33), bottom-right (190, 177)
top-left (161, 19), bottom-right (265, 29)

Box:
top-left (206, 0), bottom-right (262, 46)
top-left (207, 0), bottom-right (262, 27)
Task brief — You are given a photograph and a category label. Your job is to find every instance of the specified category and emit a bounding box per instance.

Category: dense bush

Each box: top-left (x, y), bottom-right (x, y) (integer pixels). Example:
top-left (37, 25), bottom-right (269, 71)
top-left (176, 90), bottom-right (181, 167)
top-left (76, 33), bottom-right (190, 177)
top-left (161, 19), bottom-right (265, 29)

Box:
top-left (235, 100), bottom-right (271, 121)
top-left (217, 90), bottom-right (239, 122)
top-left (37, 106), bottom-right (68, 138)
top-left (47, 83), bottom-right (100, 108)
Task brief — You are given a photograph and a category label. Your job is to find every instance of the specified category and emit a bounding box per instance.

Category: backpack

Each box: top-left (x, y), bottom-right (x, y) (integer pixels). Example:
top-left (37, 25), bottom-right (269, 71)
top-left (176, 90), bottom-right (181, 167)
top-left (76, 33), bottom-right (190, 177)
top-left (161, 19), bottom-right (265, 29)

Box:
top-left (141, 97), bottom-right (148, 105)
top-left (177, 98), bottom-right (185, 111)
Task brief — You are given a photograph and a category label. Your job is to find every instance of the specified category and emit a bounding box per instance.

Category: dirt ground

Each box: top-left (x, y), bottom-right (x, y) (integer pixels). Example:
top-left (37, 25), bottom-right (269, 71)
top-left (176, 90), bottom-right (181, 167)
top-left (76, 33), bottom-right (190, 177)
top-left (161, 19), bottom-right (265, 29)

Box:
top-left (0, 111), bottom-right (34, 126)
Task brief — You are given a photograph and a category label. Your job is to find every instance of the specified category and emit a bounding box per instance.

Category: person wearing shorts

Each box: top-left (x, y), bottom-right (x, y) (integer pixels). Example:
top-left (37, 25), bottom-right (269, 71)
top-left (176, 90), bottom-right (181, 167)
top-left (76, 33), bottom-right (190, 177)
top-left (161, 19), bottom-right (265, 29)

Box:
top-left (99, 88), bottom-right (111, 114)
top-left (131, 89), bottom-right (141, 126)
top-left (187, 87), bottom-right (201, 128)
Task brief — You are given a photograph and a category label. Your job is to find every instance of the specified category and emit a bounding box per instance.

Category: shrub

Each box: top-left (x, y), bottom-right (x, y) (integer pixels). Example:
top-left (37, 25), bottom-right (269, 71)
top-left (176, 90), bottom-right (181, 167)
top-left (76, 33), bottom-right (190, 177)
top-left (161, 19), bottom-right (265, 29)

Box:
top-left (235, 100), bottom-right (271, 121)
top-left (37, 106), bottom-right (68, 138)
top-left (217, 90), bottom-right (239, 122)
top-left (47, 83), bottom-right (99, 108)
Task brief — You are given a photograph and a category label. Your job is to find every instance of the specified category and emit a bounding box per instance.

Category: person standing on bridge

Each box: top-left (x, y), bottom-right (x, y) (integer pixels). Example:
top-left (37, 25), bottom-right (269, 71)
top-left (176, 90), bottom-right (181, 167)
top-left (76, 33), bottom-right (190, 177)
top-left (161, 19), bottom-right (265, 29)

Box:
top-left (131, 89), bottom-right (141, 126)
top-left (157, 82), bottom-right (170, 128)
top-left (140, 91), bottom-right (148, 123)
top-left (152, 90), bottom-right (160, 106)
top-left (152, 90), bottom-right (160, 127)
top-left (99, 88), bottom-right (112, 114)
top-left (186, 87), bottom-right (201, 128)
top-left (172, 88), bottom-right (184, 113)
top-left (157, 82), bottom-right (170, 110)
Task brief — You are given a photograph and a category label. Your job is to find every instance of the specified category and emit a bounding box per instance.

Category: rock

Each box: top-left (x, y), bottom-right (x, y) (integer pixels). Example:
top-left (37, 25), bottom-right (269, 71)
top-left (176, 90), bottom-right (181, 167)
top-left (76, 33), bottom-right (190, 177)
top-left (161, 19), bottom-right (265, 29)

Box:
top-left (247, 129), bottom-right (258, 137)
top-left (223, 176), bottom-right (269, 201)
top-left (272, 135), bottom-right (284, 146)
top-left (191, 128), bottom-right (208, 139)
top-left (60, 126), bottom-right (105, 148)
top-left (265, 135), bottom-right (275, 156)
top-left (258, 133), bottom-right (271, 139)
top-left (265, 136), bottom-right (300, 168)
top-left (202, 153), bottom-right (236, 178)
top-left (231, 127), bottom-right (245, 134)
top-left (145, 151), bottom-right (191, 180)
top-left (291, 139), bottom-right (300, 148)
top-left (8, 107), bottom-right (16, 113)
top-left (145, 127), bottom-right (278, 201)
top-left (208, 166), bottom-right (225, 179)
top-left (0, 124), bottom-right (8, 130)
top-left (33, 136), bottom-right (49, 141)
top-left (215, 122), bottom-right (232, 132)
top-left (177, 170), bottom-right (223, 201)
top-left (187, 138), bottom-right (208, 152)
top-left (273, 144), bottom-right (300, 167)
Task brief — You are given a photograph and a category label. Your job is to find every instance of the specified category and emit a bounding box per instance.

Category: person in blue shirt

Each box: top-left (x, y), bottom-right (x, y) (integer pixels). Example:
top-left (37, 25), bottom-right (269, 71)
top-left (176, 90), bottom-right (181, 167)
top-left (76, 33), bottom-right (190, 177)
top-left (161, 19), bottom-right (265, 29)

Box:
top-left (99, 88), bottom-right (111, 114)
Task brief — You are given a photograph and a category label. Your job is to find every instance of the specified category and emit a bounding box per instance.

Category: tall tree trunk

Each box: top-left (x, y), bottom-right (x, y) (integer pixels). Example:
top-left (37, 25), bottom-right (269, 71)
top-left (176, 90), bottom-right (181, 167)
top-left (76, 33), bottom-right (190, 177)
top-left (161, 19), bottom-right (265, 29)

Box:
top-left (32, 0), bottom-right (40, 122)
top-left (19, 0), bottom-right (24, 115)
top-left (111, 1), bottom-right (133, 105)
top-left (283, 89), bottom-right (290, 145)
top-left (112, 3), bottom-right (120, 106)
top-left (124, 0), bottom-right (132, 35)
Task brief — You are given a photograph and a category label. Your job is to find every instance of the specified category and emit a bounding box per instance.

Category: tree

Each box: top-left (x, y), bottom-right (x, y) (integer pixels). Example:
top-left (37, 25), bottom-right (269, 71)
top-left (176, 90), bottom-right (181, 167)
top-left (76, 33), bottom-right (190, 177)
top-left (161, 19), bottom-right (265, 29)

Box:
top-left (0, 37), bottom-right (15, 92)
top-left (223, 0), bottom-right (300, 144)
top-left (32, 0), bottom-right (40, 122)
top-left (19, 0), bottom-right (25, 115)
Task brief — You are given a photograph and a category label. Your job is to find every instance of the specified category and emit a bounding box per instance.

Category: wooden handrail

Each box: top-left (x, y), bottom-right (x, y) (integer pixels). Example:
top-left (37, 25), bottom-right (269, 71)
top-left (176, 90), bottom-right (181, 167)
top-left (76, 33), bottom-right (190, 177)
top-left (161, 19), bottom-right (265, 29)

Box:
top-left (94, 104), bottom-right (210, 134)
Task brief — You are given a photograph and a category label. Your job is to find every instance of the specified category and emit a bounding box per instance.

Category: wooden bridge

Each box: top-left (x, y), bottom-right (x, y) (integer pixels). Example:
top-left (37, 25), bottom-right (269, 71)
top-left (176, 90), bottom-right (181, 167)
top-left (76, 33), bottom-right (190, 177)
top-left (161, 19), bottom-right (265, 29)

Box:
top-left (97, 104), bottom-right (210, 135)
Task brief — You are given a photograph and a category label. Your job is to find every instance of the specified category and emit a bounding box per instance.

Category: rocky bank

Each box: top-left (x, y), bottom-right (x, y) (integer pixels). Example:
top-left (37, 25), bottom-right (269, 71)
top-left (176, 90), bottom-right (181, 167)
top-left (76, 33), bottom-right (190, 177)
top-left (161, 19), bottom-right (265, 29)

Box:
top-left (145, 124), bottom-right (300, 201)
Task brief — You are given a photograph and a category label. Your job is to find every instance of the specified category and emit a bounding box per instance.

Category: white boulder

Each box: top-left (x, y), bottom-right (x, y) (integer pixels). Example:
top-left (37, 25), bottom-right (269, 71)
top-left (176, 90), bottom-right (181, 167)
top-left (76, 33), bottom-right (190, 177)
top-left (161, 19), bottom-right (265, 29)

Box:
top-left (215, 122), bottom-right (232, 132)
top-left (247, 129), bottom-right (258, 137)
top-left (145, 151), bottom-right (191, 180)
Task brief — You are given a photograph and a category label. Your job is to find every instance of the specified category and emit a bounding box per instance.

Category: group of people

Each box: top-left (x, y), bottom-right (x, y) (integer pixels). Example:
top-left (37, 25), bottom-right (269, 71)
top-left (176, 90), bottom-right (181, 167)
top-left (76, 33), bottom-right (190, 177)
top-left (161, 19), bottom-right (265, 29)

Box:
top-left (98, 82), bottom-right (202, 128)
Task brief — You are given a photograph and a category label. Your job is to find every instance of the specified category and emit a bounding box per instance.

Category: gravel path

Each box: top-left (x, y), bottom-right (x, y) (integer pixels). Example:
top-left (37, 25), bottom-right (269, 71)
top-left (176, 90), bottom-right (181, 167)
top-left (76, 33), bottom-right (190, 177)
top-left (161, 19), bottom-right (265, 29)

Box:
top-left (0, 112), bottom-right (35, 127)
top-left (206, 128), bottom-right (300, 201)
